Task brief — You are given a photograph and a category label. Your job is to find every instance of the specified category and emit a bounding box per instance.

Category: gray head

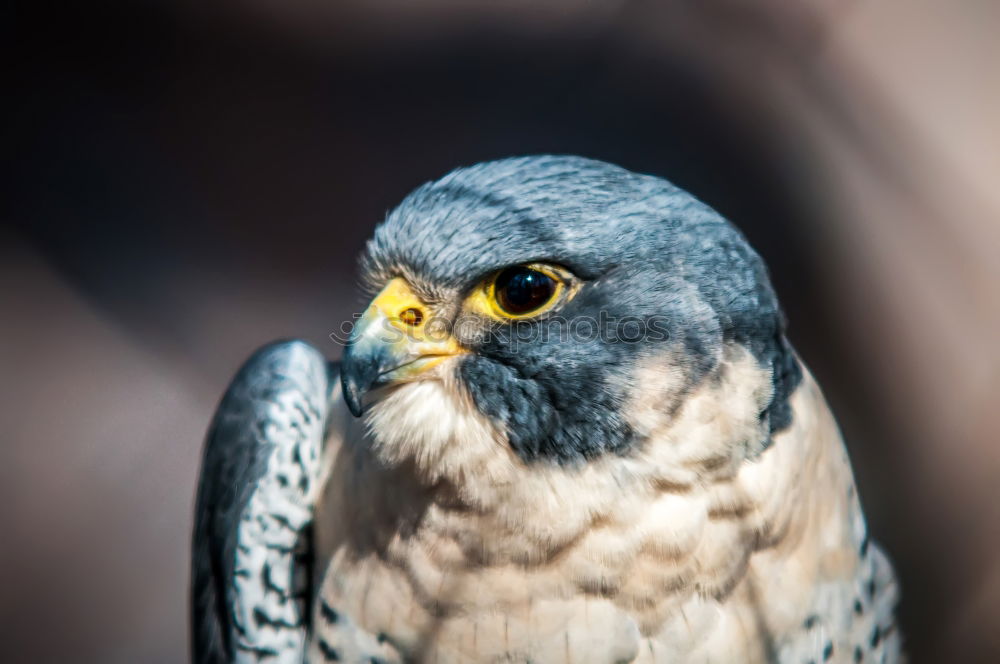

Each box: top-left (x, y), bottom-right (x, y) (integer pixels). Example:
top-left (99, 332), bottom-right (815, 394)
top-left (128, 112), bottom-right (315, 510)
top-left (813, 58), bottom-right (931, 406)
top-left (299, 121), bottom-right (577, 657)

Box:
top-left (341, 155), bottom-right (800, 465)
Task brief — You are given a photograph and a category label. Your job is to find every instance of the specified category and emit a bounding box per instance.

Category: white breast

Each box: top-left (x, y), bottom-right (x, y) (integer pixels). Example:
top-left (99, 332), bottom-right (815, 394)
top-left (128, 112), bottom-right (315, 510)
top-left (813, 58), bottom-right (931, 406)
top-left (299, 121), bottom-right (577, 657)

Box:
top-left (309, 351), bottom-right (899, 663)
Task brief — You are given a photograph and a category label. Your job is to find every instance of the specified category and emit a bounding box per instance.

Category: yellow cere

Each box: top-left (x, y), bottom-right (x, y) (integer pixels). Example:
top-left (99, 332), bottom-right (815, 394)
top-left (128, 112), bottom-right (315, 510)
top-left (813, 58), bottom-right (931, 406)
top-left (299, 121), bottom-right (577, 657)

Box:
top-left (363, 278), bottom-right (467, 378)
top-left (370, 277), bottom-right (429, 331)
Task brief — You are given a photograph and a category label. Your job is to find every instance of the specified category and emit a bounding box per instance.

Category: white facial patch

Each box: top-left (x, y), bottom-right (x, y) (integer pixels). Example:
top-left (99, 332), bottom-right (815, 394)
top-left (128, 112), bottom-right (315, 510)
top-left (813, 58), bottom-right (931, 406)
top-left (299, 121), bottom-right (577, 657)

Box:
top-left (363, 366), bottom-right (518, 499)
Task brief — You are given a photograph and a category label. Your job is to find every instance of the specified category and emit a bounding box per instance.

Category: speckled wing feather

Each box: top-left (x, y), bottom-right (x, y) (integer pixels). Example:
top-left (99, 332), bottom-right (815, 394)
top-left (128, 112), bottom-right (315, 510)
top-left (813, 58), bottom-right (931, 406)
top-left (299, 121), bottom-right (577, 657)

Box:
top-left (191, 341), bottom-right (337, 664)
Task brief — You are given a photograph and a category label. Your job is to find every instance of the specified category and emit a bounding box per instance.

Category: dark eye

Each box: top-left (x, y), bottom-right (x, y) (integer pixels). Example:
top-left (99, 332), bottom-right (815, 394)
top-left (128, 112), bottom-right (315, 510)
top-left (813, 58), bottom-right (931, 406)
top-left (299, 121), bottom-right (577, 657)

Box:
top-left (494, 266), bottom-right (557, 316)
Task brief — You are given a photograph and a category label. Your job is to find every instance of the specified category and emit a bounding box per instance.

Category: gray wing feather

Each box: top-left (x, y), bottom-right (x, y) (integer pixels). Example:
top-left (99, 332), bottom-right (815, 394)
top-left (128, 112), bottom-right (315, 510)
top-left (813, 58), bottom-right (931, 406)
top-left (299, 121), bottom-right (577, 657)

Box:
top-left (191, 340), bottom-right (338, 663)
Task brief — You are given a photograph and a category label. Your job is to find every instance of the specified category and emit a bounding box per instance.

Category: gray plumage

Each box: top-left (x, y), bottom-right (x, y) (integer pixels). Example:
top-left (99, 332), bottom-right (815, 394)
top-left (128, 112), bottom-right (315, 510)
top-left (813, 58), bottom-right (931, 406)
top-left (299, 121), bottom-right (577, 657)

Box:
top-left (191, 156), bottom-right (900, 663)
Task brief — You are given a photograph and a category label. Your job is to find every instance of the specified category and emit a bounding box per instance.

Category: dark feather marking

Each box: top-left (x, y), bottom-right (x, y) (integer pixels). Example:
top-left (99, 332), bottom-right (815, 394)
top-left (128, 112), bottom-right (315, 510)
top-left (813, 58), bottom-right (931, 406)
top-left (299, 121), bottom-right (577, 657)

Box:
top-left (253, 607), bottom-right (300, 630)
top-left (235, 642), bottom-right (279, 658)
top-left (293, 402), bottom-right (314, 424)
top-left (261, 562), bottom-right (284, 598)
top-left (320, 600), bottom-right (340, 624)
top-left (269, 512), bottom-right (296, 531)
top-left (318, 640), bottom-right (341, 661)
top-left (293, 443), bottom-right (306, 473)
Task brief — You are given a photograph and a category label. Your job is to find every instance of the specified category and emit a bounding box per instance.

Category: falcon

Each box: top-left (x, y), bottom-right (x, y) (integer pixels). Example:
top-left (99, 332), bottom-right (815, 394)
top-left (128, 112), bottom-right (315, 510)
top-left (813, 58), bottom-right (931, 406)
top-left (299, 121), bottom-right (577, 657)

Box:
top-left (191, 156), bottom-right (900, 663)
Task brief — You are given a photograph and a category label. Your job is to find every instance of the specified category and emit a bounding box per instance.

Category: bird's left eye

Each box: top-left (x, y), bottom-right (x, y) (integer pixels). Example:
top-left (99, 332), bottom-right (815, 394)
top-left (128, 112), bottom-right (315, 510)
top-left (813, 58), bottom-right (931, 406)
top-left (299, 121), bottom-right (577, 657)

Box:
top-left (494, 267), bottom-right (556, 315)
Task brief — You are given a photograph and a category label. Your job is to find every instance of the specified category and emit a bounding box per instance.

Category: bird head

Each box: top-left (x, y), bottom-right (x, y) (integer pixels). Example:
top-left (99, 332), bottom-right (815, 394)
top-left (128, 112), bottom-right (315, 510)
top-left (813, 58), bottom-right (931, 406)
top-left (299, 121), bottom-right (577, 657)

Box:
top-left (340, 156), bottom-right (800, 490)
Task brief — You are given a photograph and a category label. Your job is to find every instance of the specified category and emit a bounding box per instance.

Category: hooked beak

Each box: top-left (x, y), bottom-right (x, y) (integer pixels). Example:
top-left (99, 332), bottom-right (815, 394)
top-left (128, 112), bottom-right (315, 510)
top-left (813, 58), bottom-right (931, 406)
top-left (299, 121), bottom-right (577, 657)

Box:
top-left (340, 277), bottom-right (467, 416)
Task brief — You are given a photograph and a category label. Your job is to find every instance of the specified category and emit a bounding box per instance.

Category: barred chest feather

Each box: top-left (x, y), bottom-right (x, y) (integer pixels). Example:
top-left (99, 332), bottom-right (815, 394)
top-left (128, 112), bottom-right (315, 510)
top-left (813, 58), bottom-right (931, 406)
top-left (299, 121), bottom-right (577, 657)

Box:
top-left (309, 349), bottom-right (899, 663)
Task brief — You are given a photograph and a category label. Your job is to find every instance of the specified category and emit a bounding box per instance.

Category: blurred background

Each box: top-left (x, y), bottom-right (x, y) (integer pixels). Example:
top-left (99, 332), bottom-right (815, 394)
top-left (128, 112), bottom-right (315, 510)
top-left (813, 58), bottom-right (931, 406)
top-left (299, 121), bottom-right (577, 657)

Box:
top-left (4, 0), bottom-right (999, 661)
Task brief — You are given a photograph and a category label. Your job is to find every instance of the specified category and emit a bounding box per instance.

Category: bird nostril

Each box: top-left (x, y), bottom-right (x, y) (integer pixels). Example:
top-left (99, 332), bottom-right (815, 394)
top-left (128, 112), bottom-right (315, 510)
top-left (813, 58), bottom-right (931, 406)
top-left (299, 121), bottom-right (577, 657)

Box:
top-left (398, 307), bottom-right (424, 327)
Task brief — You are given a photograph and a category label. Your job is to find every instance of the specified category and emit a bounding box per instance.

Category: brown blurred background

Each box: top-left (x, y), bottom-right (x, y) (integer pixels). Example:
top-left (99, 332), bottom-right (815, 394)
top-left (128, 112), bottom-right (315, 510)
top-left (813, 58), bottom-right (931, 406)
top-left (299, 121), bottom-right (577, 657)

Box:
top-left (3, 0), bottom-right (999, 661)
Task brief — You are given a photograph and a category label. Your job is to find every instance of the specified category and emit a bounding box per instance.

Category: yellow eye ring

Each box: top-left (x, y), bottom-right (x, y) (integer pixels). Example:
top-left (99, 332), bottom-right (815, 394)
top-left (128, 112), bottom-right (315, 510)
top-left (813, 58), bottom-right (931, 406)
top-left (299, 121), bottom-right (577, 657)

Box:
top-left (465, 263), bottom-right (572, 321)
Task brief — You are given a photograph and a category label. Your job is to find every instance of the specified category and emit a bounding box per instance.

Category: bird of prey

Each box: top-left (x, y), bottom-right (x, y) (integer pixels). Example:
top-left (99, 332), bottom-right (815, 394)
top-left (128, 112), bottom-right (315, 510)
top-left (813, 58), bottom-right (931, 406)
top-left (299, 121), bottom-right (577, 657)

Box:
top-left (191, 156), bottom-right (900, 663)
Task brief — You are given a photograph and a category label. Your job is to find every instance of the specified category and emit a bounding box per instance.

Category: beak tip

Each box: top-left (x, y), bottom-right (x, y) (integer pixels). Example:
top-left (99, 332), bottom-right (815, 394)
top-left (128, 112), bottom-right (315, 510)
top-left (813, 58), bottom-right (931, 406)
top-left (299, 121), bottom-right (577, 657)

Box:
top-left (342, 380), bottom-right (366, 418)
